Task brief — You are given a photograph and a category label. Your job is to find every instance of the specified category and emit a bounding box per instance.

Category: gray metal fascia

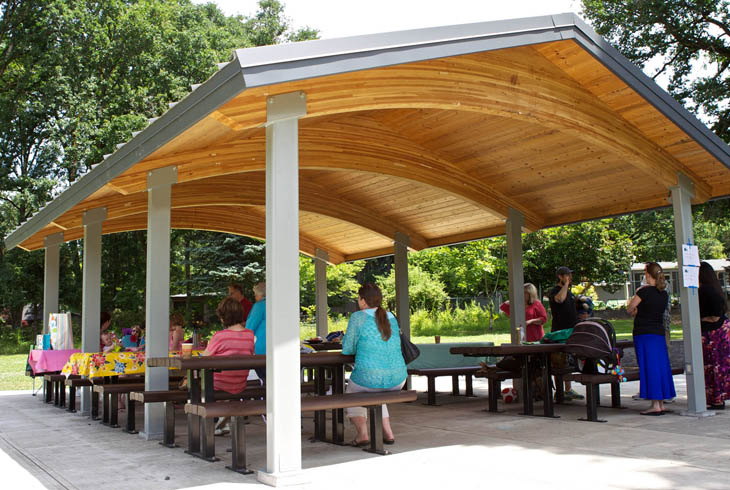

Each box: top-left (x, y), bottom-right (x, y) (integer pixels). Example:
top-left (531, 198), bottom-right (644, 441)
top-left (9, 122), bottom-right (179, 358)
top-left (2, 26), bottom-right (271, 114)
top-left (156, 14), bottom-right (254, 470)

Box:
top-left (4, 61), bottom-right (246, 250)
top-left (235, 14), bottom-right (567, 68)
top-left (237, 14), bottom-right (578, 88)
top-left (565, 16), bottom-right (730, 169)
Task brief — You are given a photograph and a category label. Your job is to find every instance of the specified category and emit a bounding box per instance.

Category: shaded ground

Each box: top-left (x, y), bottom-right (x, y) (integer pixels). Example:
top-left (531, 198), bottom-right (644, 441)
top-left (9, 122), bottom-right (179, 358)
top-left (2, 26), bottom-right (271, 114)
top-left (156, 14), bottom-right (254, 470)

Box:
top-left (1, 374), bottom-right (729, 489)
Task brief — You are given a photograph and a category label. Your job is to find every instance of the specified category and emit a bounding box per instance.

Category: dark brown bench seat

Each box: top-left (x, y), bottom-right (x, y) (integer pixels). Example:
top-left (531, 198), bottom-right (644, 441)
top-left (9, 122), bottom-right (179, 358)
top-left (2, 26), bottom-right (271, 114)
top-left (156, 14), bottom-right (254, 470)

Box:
top-left (474, 368), bottom-right (519, 412)
top-left (44, 374), bottom-right (76, 407)
top-left (564, 366), bottom-right (685, 422)
top-left (93, 383), bottom-right (146, 428)
top-left (129, 386), bottom-right (267, 446)
top-left (185, 390), bottom-right (418, 474)
top-left (64, 377), bottom-right (93, 414)
top-left (407, 367), bottom-right (480, 405)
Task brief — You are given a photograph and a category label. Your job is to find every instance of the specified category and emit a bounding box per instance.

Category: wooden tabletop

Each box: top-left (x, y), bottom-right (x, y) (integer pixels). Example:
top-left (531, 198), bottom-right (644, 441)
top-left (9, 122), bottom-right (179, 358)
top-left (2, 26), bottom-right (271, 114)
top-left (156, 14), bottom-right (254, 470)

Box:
top-left (147, 352), bottom-right (354, 370)
top-left (450, 343), bottom-right (567, 356)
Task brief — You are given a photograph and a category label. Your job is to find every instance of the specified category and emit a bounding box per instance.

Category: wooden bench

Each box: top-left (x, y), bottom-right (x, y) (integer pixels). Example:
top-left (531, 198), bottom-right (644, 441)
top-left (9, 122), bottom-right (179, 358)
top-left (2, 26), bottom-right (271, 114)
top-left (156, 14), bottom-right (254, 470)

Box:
top-left (44, 374), bottom-right (73, 407)
top-left (129, 385), bottom-right (267, 446)
top-left (565, 366), bottom-right (685, 422)
top-left (65, 377), bottom-right (94, 415)
top-left (407, 367), bottom-right (480, 405)
top-left (185, 390), bottom-right (418, 474)
top-left (93, 383), bottom-right (146, 428)
top-left (475, 368), bottom-right (518, 412)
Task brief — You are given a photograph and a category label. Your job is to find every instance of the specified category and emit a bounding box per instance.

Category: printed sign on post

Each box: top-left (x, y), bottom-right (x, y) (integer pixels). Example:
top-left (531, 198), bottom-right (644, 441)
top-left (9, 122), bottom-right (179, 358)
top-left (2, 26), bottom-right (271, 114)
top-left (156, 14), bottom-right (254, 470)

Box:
top-left (682, 266), bottom-right (699, 289)
top-left (682, 244), bottom-right (700, 267)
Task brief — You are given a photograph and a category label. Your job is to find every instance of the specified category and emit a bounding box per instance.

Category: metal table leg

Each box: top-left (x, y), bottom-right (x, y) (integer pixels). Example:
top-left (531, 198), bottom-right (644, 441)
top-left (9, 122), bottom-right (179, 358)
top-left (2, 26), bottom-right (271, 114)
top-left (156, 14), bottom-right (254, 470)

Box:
top-left (185, 369), bottom-right (202, 458)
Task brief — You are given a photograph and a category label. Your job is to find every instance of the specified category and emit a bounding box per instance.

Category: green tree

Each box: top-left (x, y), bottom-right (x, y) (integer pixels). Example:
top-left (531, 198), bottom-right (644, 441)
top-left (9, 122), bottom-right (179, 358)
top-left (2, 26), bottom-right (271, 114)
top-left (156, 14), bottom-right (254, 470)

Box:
top-left (523, 220), bottom-right (634, 293)
top-left (581, 0), bottom-right (730, 141)
top-left (409, 239), bottom-right (507, 298)
top-left (0, 0), bottom-right (319, 328)
top-left (376, 264), bottom-right (448, 312)
top-left (299, 256), bottom-right (365, 309)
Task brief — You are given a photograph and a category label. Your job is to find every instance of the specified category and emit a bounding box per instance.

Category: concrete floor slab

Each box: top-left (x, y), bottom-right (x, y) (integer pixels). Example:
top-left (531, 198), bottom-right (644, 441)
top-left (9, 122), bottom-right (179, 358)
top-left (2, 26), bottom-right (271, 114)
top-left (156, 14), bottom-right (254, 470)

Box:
top-left (1, 375), bottom-right (729, 489)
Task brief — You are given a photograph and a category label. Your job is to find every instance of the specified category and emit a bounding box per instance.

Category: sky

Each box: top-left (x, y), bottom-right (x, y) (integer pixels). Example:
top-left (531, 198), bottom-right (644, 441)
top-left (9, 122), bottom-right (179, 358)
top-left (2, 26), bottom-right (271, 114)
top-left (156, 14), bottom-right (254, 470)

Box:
top-left (193, 0), bottom-right (584, 39)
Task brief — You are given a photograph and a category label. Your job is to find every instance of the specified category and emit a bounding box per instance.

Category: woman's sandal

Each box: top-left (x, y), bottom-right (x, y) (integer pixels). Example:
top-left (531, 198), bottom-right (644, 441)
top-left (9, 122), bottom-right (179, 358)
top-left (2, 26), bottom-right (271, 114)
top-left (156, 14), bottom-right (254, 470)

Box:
top-left (349, 439), bottom-right (369, 448)
top-left (640, 410), bottom-right (664, 416)
top-left (383, 438), bottom-right (395, 445)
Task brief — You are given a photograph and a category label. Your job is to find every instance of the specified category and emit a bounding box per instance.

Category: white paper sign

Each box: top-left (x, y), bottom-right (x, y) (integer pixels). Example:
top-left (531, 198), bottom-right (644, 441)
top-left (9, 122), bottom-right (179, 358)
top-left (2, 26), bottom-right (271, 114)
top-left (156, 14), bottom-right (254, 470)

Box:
top-left (682, 244), bottom-right (700, 267)
top-left (683, 266), bottom-right (699, 288)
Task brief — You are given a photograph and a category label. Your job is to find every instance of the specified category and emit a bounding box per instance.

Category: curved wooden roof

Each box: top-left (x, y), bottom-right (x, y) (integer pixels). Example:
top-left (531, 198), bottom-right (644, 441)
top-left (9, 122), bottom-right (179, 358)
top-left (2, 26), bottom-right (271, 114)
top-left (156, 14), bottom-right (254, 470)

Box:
top-left (7, 14), bottom-right (730, 262)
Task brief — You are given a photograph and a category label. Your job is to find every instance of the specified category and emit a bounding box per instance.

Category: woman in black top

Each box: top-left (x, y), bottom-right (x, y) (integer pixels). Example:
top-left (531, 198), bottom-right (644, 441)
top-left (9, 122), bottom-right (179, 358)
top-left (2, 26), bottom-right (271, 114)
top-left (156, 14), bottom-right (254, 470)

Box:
top-left (698, 261), bottom-right (730, 409)
top-left (627, 262), bottom-right (676, 415)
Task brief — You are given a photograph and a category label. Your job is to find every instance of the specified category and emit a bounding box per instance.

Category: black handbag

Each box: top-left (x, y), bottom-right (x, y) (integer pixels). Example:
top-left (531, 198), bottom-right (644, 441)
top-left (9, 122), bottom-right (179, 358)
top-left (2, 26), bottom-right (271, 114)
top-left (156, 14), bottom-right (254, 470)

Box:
top-left (400, 331), bottom-right (420, 364)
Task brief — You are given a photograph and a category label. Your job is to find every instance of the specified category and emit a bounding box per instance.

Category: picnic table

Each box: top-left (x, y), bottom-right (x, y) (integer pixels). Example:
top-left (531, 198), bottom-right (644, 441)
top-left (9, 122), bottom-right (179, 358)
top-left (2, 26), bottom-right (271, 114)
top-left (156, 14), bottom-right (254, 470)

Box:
top-left (147, 352), bottom-right (355, 461)
top-left (451, 343), bottom-right (568, 418)
top-left (61, 350), bottom-right (203, 378)
top-left (29, 349), bottom-right (80, 375)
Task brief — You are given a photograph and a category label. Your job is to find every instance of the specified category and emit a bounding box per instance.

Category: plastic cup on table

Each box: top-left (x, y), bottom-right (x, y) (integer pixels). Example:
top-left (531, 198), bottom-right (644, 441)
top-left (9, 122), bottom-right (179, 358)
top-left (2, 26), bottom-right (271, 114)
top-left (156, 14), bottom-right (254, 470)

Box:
top-left (434, 335), bottom-right (441, 344)
top-left (181, 343), bottom-right (193, 359)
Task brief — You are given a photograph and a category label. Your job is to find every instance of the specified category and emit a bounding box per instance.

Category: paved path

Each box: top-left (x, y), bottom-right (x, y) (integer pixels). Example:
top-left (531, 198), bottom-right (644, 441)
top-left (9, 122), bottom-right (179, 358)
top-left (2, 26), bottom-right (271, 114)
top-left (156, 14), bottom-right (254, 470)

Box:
top-left (1, 376), bottom-right (729, 489)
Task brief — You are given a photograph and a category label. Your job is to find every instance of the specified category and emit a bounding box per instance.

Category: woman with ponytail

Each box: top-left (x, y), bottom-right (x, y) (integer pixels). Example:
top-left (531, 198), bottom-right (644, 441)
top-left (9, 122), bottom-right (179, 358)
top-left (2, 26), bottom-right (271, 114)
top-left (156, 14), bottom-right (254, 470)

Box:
top-left (627, 262), bottom-right (676, 415)
top-left (342, 282), bottom-right (407, 447)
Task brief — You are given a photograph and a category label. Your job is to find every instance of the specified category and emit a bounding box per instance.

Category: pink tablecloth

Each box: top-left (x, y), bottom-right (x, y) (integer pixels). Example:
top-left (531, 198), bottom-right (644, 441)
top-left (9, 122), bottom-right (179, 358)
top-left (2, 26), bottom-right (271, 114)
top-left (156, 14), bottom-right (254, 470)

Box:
top-left (29, 349), bottom-right (81, 375)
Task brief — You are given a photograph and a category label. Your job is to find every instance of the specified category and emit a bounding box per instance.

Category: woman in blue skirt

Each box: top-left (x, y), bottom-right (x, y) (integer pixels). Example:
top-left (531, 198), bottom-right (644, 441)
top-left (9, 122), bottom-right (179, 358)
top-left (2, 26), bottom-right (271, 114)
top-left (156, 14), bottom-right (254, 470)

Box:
top-left (627, 262), bottom-right (676, 415)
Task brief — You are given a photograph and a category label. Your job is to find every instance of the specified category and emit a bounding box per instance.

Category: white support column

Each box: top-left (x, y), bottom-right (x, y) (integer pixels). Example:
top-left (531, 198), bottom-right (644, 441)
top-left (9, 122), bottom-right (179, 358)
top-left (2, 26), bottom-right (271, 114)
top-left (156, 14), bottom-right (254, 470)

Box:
top-left (394, 232), bottom-right (410, 338)
top-left (43, 232), bottom-right (64, 334)
top-left (259, 91), bottom-right (307, 487)
top-left (143, 166), bottom-right (177, 439)
top-left (671, 173), bottom-right (710, 416)
top-left (80, 207), bottom-right (106, 413)
top-left (506, 208), bottom-right (526, 344)
top-left (314, 249), bottom-right (329, 339)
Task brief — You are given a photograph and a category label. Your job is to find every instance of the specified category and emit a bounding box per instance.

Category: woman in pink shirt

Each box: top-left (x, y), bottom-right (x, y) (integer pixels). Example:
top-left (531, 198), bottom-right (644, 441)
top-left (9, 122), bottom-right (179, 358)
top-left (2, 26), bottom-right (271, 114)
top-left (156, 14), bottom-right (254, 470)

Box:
top-left (203, 297), bottom-right (255, 395)
top-left (500, 283), bottom-right (547, 342)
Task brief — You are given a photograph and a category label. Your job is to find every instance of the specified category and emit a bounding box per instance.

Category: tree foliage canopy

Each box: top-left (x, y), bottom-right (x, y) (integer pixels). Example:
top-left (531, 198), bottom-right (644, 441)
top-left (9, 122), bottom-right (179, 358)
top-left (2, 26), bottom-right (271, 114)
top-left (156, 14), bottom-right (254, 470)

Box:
top-left (581, 0), bottom-right (730, 141)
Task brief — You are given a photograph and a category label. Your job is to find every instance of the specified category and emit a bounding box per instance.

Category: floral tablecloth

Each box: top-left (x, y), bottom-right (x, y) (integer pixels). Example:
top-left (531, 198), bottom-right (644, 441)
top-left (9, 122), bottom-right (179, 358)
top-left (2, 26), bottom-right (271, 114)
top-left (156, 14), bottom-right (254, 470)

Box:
top-left (61, 351), bottom-right (202, 378)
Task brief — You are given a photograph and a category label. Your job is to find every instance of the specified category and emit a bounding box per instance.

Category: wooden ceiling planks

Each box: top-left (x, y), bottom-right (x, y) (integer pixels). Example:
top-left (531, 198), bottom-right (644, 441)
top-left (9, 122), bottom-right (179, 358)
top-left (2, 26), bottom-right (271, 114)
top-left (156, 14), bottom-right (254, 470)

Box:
top-left (14, 37), bottom-right (730, 260)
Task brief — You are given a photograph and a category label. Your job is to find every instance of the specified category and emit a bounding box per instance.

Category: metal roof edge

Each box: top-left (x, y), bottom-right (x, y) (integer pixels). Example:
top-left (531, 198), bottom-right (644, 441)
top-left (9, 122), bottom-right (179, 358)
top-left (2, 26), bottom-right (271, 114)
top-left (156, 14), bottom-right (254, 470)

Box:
top-left (237, 13), bottom-right (580, 88)
top-left (234, 14), bottom-right (573, 68)
top-left (4, 61), bottom-right (246, 250)
top-left (566, 16), bottom-right (730, 170)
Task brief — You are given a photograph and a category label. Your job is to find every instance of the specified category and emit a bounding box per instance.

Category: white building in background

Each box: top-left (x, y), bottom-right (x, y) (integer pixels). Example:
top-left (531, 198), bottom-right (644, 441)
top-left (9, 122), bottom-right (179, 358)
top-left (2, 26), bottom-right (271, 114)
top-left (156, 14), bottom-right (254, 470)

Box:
top-left (595, 259), bottom-right (730, 305)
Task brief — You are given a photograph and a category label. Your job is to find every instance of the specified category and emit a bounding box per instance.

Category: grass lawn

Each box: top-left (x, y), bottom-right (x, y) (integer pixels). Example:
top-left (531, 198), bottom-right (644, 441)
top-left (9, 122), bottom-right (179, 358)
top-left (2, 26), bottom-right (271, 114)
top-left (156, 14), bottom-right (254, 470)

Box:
top-left (411, 319), bottom-right (683, 345)
top-left (0, 354), bottom-right (34, 391)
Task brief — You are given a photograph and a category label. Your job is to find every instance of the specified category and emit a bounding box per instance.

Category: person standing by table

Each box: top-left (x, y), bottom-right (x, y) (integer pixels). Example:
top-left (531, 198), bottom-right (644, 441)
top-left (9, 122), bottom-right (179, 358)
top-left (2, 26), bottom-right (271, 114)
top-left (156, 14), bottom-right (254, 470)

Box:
top-left (627, 262), bottom-right (676, 415)
top-left (548, 266), bottom-right (583, 401)
top-left (698, 261), bottom-right (730, 410)
top-left (246, 281), bottom-right (267, 383)
top-left (342, 282), bottom-right (407, 447)
top-left (500, 283), bottom-right (547, 342)
top-left (228, 283), bottom-right (254, 321)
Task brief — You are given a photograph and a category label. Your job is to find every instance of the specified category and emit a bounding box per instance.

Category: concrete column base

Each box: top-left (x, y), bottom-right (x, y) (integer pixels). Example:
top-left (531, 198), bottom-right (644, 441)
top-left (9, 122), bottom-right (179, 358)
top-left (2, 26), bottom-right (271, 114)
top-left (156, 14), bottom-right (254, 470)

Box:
top-left (257, 469), bottom-right (309, 487)
top-left (139, 431), bottom-right (164, 441)
top-left (680, 409), bottom-right (715, 417)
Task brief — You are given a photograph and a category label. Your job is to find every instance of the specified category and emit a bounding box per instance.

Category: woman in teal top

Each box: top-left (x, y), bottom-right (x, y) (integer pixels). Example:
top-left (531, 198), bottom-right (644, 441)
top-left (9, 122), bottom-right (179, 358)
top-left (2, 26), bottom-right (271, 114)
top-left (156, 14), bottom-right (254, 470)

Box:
top-left (246, 282), bottom-right (267, 382)
top-left (342, 283), bottom-right (407, 447)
